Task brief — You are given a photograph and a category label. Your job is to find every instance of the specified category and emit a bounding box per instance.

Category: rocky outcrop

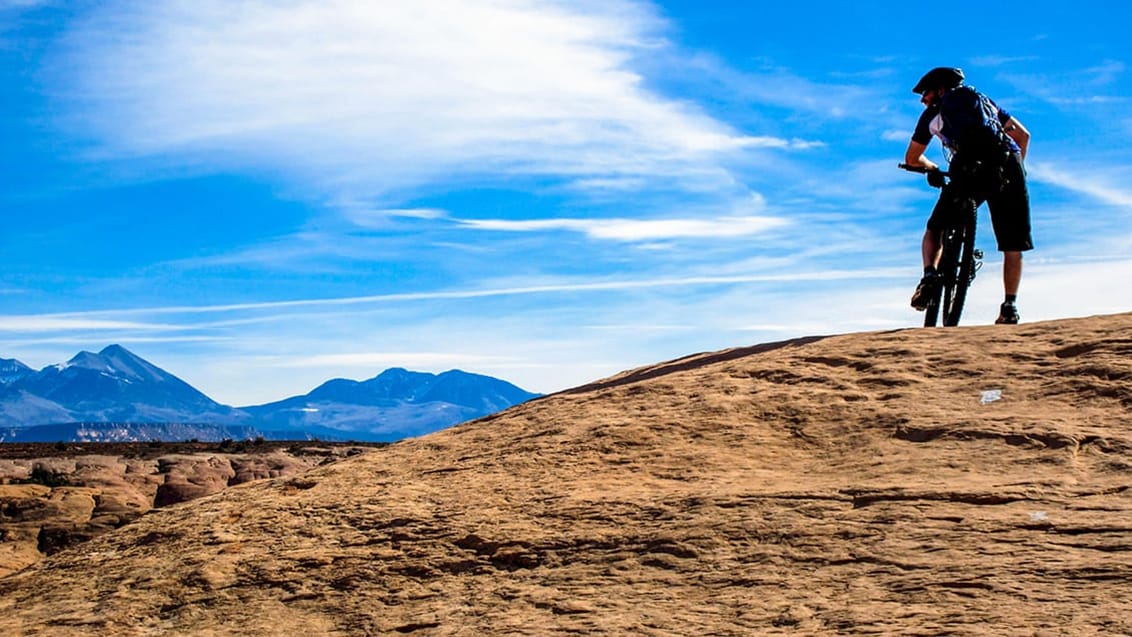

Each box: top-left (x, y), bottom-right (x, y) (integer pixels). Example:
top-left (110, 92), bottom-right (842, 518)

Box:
top-left (1, 314), bottom-right (1131, 635)
top-left (0, 446), bottom-right (368, 577)
top-left (152, 452), bottom-right (317, 506)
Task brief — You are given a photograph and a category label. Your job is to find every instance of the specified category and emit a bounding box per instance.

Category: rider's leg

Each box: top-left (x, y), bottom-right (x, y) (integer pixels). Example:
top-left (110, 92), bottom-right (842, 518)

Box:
top-left (1003, 251), bottom-right (1022, 297)
top-left (911, 228), bottom-right (943, 310)
top-left (923, 184), bottom-right (963, 272)
top-left (912, 189), bottom-right (955, 311)
top-left (987, 152), bottom-right (1031, 324)
top-left (997, 252), bottom-right (1023, 324)
top-left (921, 229), bottom-right (941, 270)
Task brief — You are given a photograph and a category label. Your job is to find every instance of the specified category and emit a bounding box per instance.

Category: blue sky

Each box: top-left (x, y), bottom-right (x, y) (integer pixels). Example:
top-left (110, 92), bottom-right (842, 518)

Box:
top-left (2, 0), bottom-right (1130, 406)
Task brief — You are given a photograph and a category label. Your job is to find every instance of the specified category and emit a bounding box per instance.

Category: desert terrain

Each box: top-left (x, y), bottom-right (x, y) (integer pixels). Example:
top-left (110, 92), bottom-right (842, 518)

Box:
top-left (1, 313), bottom-right (1130, 635)
top-left (0, 441), bottom-right (382, 579)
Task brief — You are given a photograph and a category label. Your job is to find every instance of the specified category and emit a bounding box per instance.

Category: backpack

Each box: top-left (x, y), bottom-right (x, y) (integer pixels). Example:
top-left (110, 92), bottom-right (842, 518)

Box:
top-left (938, 86), bottom-right (1012, 158)
top-left (939, 86), bottom-right (1014, 196)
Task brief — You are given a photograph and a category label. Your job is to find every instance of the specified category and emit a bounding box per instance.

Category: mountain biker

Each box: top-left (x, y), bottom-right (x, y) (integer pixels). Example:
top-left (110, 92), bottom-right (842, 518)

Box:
top-left (904, 67), bottom-right (1033, 324)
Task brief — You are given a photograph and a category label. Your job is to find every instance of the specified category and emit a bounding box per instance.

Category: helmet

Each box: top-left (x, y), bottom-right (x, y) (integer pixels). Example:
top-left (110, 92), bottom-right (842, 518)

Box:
top-left (912, 67), bottom-right (965, 94)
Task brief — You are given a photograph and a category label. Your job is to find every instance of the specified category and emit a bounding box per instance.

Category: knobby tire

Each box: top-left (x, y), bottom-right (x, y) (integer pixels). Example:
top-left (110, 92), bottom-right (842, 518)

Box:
top-left (943, 224), bottom-right (976, 326)
top-left (923, 203), bottom-right (977, 328)
top-left (923, 285), bottom-right (942, 327)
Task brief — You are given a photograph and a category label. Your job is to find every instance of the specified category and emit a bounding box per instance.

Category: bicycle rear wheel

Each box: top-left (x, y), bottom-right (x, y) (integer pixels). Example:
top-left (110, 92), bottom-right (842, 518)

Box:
top-left (929, 228), bottom-right (962, 327)
top-left (942, 226), bottom-right (976, 326)
top-left (922, 284), bottom-right (942, 327)
top-left (940, 203), bottom-right (978, 327)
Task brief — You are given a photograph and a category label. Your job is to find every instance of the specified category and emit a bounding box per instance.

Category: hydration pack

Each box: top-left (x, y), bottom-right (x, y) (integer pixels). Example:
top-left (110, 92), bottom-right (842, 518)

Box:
top-left (939, 86), bottom-right (1012, 158)
top-left (940, 86), bottom-right (1015, 197)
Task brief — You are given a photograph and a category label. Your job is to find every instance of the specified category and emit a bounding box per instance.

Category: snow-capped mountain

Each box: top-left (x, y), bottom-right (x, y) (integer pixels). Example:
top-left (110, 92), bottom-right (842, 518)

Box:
top-left (241, 368), bottom-right (542, 440)
top-left (0, 347), bottom-right (541, 442)
top-left (0, 358), bottom-right (32, 385)
top-left (11, 345), bottom-right (247, 425)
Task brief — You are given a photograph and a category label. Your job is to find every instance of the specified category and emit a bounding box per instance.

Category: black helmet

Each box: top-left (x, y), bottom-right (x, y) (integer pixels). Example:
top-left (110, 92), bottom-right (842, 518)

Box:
top-left (912, 67), bottom-right (965, 94)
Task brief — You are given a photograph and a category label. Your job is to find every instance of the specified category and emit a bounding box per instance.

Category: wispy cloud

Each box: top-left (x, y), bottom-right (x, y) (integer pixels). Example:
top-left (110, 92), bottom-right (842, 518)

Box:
top-left (1045, 96), bottom-right (1127, 106)
top-left (969, 55), bottom-right (1039, 67)
top-left (54, 0), bottom-right (792, 205)
top-left (276, 351), bottom-right (519, 370)
top-left (0, 317), bottom-right (178, 332)
top-left (674, 52), bottom-right (883, 120)
top-left (456, 215), bottom-right (788, 241)
top-left (2, 267), bottom-right (907, 324)
top-left (1084, 59), bottom-right (1125, 85)
top-left (1029, 162), bottom-right (1132, 208)
top-left (999, 60), bottom-right (1127, 111)
top-left (0, 335), bottom-right (226, 348)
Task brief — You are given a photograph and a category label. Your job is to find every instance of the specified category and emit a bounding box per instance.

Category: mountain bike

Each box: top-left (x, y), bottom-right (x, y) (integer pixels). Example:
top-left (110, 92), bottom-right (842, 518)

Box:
top-left (900, 163), bottom-right (983, 327)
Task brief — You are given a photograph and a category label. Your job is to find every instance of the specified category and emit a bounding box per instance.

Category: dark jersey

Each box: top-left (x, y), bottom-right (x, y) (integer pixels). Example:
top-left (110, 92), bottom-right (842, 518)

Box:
top-left (912, 94), bottom-right (1018, 154)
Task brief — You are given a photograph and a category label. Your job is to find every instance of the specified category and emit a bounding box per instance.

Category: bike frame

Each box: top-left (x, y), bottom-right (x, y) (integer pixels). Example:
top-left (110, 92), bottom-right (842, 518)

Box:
top-left (899, 164), bottom-right (982, 327)
top-left (927, 202), bottom-right (979, 326)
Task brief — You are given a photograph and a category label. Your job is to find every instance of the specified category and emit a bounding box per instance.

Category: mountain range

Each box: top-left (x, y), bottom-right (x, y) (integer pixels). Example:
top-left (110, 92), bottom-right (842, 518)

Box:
top-left (0, 345), bottom-right (540, 442)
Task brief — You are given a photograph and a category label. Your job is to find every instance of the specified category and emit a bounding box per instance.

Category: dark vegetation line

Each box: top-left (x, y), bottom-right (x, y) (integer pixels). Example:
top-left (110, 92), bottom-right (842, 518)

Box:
top-left (0, 440), bottom-right (389, 461)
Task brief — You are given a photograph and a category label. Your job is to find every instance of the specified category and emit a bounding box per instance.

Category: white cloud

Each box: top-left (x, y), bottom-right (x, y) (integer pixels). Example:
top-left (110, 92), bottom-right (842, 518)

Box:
top-left (0, 335), bottom-right (227, 350)
top-left (676, 53), bottom-right (881, 120)
top-left (1000, 61), bottom-right (1128, 114)
top-left (17, 267), bottom-right (906, 322)
top-left (1029, 162), bottom-right (1132, 208)
top-left (1021, 257), bottom-right (1132, 319)
top-left (0, 316), bottom-right (177, 332)
top-left (1044, 96), bottom-right (1126, 107)
top-left (456, 214), bottom-right (788, 241)
top-left (1084, 59), bottom-right (1125, 85)
top-left (276, 351), bottom-right (518, 370)
top-left (342, 206), bottom-right (450, 228)
top-left (57, 0), bottom-right (781, 202)
top-left (969, 55), bottom-right (1039, 67)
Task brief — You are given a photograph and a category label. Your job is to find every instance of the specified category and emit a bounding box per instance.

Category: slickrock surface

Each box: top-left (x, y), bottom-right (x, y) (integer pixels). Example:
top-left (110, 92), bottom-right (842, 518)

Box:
top-left (0, 445), bottom-right (372, 578)
top-left (2, 313), bottom-right (1131, 635)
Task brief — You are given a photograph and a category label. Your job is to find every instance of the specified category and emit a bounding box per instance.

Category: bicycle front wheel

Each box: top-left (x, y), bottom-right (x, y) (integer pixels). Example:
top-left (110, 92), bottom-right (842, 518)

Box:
top-left (923, 287), bottom-right (942, 327)
top-left (941, 205), bottom-right (978, 327)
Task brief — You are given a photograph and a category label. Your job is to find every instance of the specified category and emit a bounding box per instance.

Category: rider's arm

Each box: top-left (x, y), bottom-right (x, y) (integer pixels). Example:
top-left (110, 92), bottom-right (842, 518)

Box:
top-left (904, 140), bottom-right (939, 172)
top-left (905, 107), bottom-right (941, 171)
top-left (1003, 117), bottom-right (1030, 161)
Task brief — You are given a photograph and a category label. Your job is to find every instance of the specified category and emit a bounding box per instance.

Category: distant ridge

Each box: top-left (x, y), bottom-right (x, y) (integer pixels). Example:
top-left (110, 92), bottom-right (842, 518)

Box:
top-left (241, 367), bottom-right (541, 440)
top-left (0, 422), bottom-right (264, 444)
top-left (0, 346), bottom-right (540, 441)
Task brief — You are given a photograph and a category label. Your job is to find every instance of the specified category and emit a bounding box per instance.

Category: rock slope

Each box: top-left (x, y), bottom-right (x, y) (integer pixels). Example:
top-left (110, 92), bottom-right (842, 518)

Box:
top-left (0, 444), bottom-right (373, 578)
top-left (1, 313), bottom-right (1130, 635)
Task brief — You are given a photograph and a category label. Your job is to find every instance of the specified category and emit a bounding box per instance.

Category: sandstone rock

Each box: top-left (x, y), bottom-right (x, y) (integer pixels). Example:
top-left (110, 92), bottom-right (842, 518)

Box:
top-left (153, 455), bottom-right (236, 507)
top-left (0, 447), bottom-right (351, 577)
top-left (230, 451), bottom-right (316, 484)
top-left (1, 314), bottom-right (1131, 635)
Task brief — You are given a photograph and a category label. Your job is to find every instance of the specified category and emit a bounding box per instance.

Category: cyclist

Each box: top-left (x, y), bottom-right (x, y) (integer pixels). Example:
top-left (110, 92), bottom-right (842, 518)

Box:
top-left (904, 67), bottom-right (1033, 324)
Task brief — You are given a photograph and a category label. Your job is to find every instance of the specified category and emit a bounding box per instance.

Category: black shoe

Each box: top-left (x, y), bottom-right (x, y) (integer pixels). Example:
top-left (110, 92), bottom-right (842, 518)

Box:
top-left (910, 273), bottom-right (937, 311)
top-left (996, 302), bottom-right (1020, 324)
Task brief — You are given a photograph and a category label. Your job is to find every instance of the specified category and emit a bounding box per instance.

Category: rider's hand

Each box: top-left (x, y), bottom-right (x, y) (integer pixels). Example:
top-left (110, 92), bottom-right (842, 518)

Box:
top-left (927, 170), bottom-right (946, 188)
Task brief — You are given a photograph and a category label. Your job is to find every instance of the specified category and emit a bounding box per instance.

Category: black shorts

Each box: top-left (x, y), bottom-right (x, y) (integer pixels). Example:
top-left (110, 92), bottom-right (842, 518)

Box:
top-left (927, 152), bottom-right (1033, 252)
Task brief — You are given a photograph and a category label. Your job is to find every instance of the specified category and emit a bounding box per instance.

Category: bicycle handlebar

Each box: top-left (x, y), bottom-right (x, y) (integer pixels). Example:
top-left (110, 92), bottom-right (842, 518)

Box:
top-left (898, 163), bottom-right (948, 176)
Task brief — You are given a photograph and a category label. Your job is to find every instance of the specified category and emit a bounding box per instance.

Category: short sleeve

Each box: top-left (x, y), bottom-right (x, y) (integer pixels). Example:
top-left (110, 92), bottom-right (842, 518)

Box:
top-left (911, 107), bottom-right (936, 145)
